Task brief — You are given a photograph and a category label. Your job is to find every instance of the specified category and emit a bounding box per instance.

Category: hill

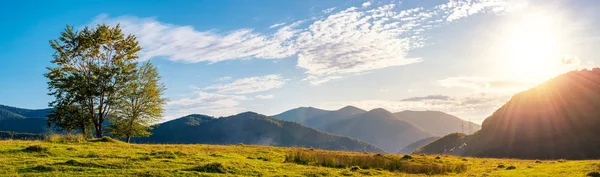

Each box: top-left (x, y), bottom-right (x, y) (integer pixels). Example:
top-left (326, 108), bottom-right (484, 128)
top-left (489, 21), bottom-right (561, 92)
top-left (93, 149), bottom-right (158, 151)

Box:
top-left (416, 69), bottom-right (600, 159)
top-left (0, 104), bottom-right (51, 120)
top-left (397, 137), bottom-right (439, 154)
top-left (304, 106), bottom-right (367, 130)
top-left (323, 108), bottom-right (431, 153)
top-left (271, 107), bottom-right (329, 123)
top-left (394, 110), bottom-right (480, 136)
top-left (135, 112), bottom-right (385, 153)
top-left (1, 140), bottom-right (598, 176)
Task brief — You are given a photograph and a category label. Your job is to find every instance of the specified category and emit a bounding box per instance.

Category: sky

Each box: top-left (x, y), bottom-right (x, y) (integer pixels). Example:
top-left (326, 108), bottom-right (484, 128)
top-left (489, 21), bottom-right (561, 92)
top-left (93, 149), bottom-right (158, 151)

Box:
top-left (1, 0), bottom-right (599, 124)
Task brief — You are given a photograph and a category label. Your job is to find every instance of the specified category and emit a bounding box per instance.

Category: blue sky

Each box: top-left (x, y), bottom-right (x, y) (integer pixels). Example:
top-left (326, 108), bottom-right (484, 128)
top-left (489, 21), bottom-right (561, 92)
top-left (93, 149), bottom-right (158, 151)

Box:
top-left (1, 0), bottom-right (599, 123)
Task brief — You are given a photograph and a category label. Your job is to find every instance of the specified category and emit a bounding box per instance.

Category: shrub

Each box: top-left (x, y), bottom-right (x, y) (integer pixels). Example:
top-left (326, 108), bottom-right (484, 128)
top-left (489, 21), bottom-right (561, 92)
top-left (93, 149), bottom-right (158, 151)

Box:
top-left (497, 164), bottom-right (506, 168)
top-left (284, 150), bottom-right (466, 175)
top-left (350, 166), bottom-right (361, 171)
top-left (150, 151), bottom-right (177, 159)
top-left (435, 156), bottom-right (441, 160)
top-left (19, 165), bottom-right (55, 173)
top-left (535, 160), bottom-right (542, 163)
top-left (45, 134), bottom-right (85, 143)
top-left (91, 137), bottom-right (120, 143)
top-left (588, 172), bottom-right (600, 177)
top-left (188, 163), bottom-right (227, 173)
top-left (23, 145), bottom-right (49, 153)
top-left (506, 166), bottom-right (516, 170)
top-left (462, 158), bottom-right (468, 161)
top-left (401, 155), bottom-right (413, 160)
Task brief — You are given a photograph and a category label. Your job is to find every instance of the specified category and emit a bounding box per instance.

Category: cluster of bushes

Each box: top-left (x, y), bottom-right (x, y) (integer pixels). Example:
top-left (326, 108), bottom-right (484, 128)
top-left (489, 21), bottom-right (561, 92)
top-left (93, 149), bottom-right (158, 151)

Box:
top-left (285, 150), bottom-right (467, 175)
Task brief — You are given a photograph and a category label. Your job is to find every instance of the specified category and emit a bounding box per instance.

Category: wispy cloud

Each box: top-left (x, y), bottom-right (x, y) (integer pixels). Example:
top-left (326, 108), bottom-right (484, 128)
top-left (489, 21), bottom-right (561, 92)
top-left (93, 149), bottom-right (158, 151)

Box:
top-left (165, 91), bottom-right (248, 120)
top-left (269, 22), bottom-right (287, 29)
top-left (361, 2), bottom-right (372, 8)
top-left (92, 0), bottom-right (524, 85)
top-left (217, 76), bottom-right (232, 82)
top-left (438, 76), bottom-right (532, 93)
top-left (401, 94), bottom-right (451, 101)
top-left (91, 14), bottom-right (299, 63)
top-left (204, 74), bottom-right (287, 94)
top-left (255, 94), bottom-right (274, 99)
top-left (322, 7), bottom-right (337, 14)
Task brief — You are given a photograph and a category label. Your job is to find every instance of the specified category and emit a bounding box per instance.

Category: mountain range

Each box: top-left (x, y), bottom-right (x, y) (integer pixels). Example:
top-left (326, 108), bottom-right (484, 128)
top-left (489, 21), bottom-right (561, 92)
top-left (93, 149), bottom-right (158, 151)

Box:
top-left (0, 105), bottom-right (50, 133)
top-left (272, 106), bottom-right (477, 153)
top-left (416, 69), bottom-right (600, 159)
top-left (134, 112), bottom-right (385, 153)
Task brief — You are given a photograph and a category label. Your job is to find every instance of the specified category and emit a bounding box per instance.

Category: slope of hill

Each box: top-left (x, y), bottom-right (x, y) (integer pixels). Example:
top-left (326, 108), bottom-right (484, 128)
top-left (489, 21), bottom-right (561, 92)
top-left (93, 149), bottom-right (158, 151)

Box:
top-left (397, 137), bottom-right (439, 154)
top-left (324, 108), bottom-right (431, 153)
top-left (271, 107), bottom-right (329, 123)
top-left (304, 106), bottom-right (366, 130)
top-left (135, 112), bottom-right (385, 153)
top-left (0, 104), bottom-right (51, 119)
top-left (0, 105), bottom-right (51, 133)
top-left (394, 110), bottom-right (480, 136)
top-left (4, 140), bottom-right (597, 176)
top-left (416, 69), bottom-right (600, 159)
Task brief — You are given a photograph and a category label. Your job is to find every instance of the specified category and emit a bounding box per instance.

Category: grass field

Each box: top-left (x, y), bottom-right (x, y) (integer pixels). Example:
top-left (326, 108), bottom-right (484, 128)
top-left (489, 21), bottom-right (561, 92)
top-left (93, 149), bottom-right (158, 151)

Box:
top-left (0, 139), bottom-right (599, 176)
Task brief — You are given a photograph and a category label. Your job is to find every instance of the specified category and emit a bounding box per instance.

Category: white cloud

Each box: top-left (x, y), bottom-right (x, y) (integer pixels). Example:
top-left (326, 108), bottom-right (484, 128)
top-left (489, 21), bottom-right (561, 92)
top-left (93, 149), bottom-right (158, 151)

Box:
top-left (322, 7), bottom-right (337, 14)
top-left (204, 74), bottom-right (287, 94)
top-left (165, 91), bottom-right (248, 121)
top-left (269, 22), bottom-right (286, 29)
top-left (438, 76), bottom-right (533, 93)
top-left (303, 75), bottom-right (343, 85)
top-left (255, 94), bottom-right (274, 99)
top-left (92, 0), bottom-right (522, 85)
top-left (362, 2), bottom-right (372, 8)
top-left (217, 76), bottom-right (232, 81)
top-left (91, 14), bottom-right (299, 63)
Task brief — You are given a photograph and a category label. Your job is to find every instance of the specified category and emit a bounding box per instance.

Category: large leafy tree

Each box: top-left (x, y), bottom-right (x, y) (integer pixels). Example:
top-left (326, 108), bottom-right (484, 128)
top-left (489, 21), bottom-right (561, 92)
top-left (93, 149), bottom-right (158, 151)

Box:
top-left (46, 24), bottom-right (141, 138)
top-left (108, 61), bottom-right (166, 143)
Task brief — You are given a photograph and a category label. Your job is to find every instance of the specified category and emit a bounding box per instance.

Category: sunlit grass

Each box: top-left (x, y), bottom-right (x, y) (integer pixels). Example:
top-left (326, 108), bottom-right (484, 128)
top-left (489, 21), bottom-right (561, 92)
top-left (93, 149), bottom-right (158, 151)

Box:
top-left (0, 140), bottom-right (598, 176)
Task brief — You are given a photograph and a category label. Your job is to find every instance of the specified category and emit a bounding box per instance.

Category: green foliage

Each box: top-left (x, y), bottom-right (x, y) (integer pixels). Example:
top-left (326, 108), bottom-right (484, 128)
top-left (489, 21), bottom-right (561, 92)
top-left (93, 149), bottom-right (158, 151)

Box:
top-left (23, 145), bottom-right (49, 153)
top-left (46, 24), bottom-right (142, 138)
top-left (587, 171), bottom-right (600, 177)
top-left (108, 61), bottom-right (166, 143)
top-left (45, 134), bottom-right (85, 143)
top-left (187, 162), bottom-right (228, 173)
top-left (0, 140), bottom-right (598, 176)
top-left (505, 165), bottom-right (517, 170)
top-left (284, 150), bottom-right (467, 175)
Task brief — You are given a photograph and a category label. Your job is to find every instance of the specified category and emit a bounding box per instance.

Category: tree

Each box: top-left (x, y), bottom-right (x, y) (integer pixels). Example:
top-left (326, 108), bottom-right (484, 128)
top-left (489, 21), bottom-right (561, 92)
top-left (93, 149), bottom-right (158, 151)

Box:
top-left (46, 24), bottom-right (141, 138)
top-left (108, 61), bottom-right (166, 143)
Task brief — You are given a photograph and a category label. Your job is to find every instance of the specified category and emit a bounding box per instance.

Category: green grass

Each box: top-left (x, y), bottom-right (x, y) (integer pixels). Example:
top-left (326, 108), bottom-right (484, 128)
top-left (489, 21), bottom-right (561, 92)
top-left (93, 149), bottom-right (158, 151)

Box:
top-left (0, 140), bottom-right (598, 176)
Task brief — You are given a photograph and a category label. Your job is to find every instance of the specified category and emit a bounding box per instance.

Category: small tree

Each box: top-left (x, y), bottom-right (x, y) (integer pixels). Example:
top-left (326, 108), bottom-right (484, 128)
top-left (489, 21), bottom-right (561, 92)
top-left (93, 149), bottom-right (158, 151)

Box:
top-left (108, 61), bottom-right (166, 143)
top-left (46, 24), bottom-right (141, 138)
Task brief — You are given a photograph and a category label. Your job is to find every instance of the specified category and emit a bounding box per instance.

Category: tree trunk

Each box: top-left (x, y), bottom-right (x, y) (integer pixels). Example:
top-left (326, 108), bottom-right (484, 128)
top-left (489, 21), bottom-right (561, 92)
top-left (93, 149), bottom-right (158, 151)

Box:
top-left (95, 124), bottom-right (103, 138)
top-left (126, 136), bottom-right (131, 143)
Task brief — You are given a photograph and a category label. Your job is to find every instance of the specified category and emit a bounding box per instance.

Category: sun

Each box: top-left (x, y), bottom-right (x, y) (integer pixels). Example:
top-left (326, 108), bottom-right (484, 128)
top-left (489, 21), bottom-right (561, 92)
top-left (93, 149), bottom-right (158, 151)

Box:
top-left (498, 12), bottom-right (571, 82)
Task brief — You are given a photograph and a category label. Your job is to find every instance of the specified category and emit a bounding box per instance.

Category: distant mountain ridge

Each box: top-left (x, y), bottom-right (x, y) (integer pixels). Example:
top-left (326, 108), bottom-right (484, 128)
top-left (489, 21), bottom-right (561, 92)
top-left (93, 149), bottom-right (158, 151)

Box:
top-left (323, 108), bottom-right (431, 153)
top-left (135, 112), bottom-right (385, 153)
top-left (397, 137), bottom-right (440, 154)
top-left (272, 106), bottom-right (477, 153)
top-left (416, 69), bottom-right (600, 159)
top-left (0, 104), bottom-right (52, 120)
top-left (394, 110), bottom-right (480, 136)
top-left (0, 104), bottom-right (51, 133)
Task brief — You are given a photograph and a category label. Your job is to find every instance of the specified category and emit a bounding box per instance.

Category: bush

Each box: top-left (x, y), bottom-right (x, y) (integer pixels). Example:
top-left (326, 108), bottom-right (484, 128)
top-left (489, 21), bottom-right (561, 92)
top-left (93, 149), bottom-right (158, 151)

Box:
top-left (497, 164), bottom-right (506, 168)
top-left (588, 172), bottom-right (600, 177)
top-left (23, 145), bottom-right (49, 153)
top-left (284, 150), bottom-right (467, 175)
top-left (19, 165), bottom-right (55, 173)
top-left (535, 160), bottom-right (542, 163)
top-left (150, 151), bottom-right (177, 159)
top-left (435, 156), bottom-right (441, 159)
top-left (45, 134), bottom-right (85, 143)
top-left (188, 163), bottom-right (227, 173)
top-left (350, 166), bottom-right (361, 171)
top-left (90, 137), bottom-right (120, 143)
top-left (506, 166), bottom-right (516, 170)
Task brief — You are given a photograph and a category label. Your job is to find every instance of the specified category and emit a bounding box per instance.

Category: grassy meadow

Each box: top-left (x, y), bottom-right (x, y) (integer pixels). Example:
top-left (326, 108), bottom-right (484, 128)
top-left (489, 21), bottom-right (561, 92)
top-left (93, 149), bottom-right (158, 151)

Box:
top-left (0, 139), bottom-right (598, 176)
